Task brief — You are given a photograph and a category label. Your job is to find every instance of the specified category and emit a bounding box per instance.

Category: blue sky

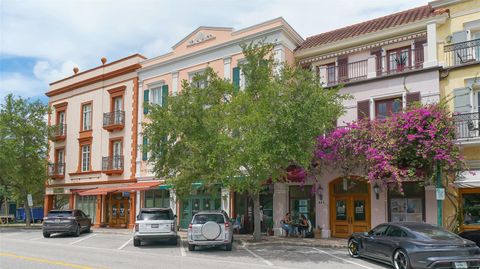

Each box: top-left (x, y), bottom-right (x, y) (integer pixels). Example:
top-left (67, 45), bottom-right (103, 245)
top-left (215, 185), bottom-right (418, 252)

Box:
top-left (0, 0), bottom-right (427, 104)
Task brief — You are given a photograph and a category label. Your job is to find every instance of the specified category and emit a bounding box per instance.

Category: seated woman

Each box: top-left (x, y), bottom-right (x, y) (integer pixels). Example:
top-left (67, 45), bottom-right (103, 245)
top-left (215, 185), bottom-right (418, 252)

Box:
top-left (297, 214), bottom-right (309, 238)
top-left (281, 212), bottom-right (294, 237)
top-left (233, 214), bottom-right (242, 234)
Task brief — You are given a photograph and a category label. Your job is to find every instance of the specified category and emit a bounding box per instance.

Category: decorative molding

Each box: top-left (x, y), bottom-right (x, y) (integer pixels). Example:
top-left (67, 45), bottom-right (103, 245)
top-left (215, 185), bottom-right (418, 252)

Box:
top-left (187, 32), bottom-right (215, 47)
top-left (130, 77), bottom-right (139, 179)
top-left (53, 102), bottom-right (68, 109)
top-left (107, 85), bottom-right (126, 95)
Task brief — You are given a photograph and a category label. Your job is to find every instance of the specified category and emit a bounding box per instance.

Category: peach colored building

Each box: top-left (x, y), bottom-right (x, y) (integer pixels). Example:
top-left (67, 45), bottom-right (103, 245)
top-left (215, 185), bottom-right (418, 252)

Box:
top-left (135, 17), bottom-right (303, 229)
top-left (45, 54), bottom-right (147, 229)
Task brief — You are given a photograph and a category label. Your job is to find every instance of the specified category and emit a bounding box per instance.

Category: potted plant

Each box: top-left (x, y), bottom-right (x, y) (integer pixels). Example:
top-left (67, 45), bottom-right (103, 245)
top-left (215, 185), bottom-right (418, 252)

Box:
top-left (314, 226), bottom-right (322, 239)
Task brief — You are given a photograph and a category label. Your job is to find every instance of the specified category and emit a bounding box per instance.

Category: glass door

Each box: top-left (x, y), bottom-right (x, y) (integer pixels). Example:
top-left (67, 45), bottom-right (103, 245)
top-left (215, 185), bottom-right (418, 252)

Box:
top-left (352, 196), bottom-right (369, 234)
top-left (333, 196), bottom-right (350, 238)
top-left (113, 97), bottom-right (123, 124)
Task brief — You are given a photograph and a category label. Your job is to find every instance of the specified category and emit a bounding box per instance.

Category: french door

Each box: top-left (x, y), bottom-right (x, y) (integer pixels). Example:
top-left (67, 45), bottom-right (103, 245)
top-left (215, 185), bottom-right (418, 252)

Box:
top-left (332, 194), bottom-right (370, 238)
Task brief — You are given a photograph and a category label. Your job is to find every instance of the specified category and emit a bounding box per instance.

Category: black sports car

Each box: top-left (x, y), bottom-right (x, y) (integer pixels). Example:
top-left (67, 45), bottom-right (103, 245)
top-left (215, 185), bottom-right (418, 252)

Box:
top-left (348, 222), bottom-right (480, 269)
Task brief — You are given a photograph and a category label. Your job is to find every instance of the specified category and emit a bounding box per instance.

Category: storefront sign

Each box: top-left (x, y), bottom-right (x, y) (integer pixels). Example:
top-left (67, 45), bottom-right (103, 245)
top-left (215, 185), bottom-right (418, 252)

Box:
top-left (436, 188), bottom-right (445, 200)
top-left (53, 188), bottom-right (64, 194)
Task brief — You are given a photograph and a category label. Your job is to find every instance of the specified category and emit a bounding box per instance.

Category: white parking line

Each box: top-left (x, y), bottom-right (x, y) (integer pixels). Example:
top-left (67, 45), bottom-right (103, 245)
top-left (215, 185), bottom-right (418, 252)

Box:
top-left (118, 238), bottom-right (133, 250)
top-left (29, 237), bottom-right (43, 241)
top-left (69, 233), bottom-right (97, 245)
top-left (313, 247), bottom-right (374, 269)
top-left (241, 240), bottom-right (273, 266)
top-left (179, 238), bottom-right (186, 257)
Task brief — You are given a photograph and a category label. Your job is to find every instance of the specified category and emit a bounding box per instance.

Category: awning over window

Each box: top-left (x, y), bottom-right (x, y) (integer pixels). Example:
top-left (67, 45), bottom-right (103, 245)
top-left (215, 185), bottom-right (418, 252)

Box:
top-left (455, 170), bottom-right (480, 188)
top-left (78, 182), bottom-right (161, 196)
top-left (78, 187), bottom-right (120, 196)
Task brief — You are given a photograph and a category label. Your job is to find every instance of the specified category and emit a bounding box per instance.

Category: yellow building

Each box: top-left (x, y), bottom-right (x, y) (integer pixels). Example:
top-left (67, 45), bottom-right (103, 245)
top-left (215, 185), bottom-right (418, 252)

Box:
top-left (431, 0), bottom-right (480, 232)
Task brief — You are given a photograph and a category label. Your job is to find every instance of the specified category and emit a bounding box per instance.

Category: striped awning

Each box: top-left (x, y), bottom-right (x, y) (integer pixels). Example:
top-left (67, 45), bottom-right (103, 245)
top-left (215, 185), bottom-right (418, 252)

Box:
top-left (455, 170), bottom-right (480, 188)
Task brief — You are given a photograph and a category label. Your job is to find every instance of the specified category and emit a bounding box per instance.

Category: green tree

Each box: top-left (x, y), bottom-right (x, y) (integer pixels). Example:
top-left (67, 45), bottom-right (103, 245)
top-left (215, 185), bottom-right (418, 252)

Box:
top-left (0, 94), bottom-right (49, 226)
top-left (144, 43), bottom-right (347, 241)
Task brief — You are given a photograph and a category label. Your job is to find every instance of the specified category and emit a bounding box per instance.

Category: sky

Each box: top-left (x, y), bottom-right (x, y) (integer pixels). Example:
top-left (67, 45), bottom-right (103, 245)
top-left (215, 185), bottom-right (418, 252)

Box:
top-left (0, 0), bottom-right (427, 103)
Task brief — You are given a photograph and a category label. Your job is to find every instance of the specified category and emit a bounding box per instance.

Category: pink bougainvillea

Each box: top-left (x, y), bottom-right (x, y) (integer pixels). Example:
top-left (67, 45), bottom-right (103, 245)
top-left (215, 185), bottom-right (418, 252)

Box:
top-left (314, 103), bottom-right (466, 191)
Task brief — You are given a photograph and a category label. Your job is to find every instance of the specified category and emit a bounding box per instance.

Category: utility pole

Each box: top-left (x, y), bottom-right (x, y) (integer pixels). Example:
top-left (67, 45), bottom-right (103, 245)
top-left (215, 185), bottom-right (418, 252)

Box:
top-left (436, 163), bottom-right (443, 227)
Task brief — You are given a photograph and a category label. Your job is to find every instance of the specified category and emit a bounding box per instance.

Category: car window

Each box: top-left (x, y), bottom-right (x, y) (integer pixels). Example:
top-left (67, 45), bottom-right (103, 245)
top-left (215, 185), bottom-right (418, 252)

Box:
top-left (386, 226), bottom-right (407, 237)
top-left (48, 211), bottom-right (73, 217)
top-left (370, 225), bottom-right (389, 236)
top-left (412, 225), bottom-right (458, 240)
top-left (192, 214), bottom-right (225, 224)
top-left (138, 210), bottom-right (173, 220)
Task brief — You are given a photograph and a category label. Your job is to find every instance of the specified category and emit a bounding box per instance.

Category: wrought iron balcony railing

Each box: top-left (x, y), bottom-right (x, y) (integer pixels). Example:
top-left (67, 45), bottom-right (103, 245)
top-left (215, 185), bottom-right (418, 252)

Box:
top-left (48, 163), bottom-right (65, 178)
top-left (103, 111), bottom-right (125, 131)
top-left (51, 124), bottom-right (67, 140)
top-left (454, 112), bottom-right (480, 139)
top-left (444, 38), bottom-right (480, 67)
top-left (102, 155), bottom-right (124, 174)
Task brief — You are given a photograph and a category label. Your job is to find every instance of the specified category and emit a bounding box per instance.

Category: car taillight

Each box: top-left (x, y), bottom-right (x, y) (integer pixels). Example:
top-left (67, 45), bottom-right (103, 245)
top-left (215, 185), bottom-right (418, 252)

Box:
top-left (135, 224), bottom-right (139, 232)
top-left (171, 223), bottom-right (175, 232)
top-left (225, 222), bottom-right (230, 229)
top-left (188, 223), bottom-right (192, 230)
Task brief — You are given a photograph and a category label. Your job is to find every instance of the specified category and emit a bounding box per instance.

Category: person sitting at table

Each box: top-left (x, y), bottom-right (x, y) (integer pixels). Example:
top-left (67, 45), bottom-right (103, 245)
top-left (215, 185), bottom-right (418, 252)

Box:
top-left (297, 214), bottom-right (309, 238)
top-left (280, 212), bottom-right (294, 237)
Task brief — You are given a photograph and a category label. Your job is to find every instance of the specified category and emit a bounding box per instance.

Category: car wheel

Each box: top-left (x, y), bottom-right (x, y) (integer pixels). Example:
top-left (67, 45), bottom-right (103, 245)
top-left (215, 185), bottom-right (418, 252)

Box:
top-left (188, 244), bottom-right (195, 251)
top-left (133, 239), bottom-right (141, 247)
top-left (347, 239), bottom-right (360, 258)
top-left (43, 232), bottom-right (50, 238)
top-left (225, 242), bottom-right (233, 251)
top-left (393, 249), bottom-right (411, 269)
top-left (73, 225), bottom-right (81, 237)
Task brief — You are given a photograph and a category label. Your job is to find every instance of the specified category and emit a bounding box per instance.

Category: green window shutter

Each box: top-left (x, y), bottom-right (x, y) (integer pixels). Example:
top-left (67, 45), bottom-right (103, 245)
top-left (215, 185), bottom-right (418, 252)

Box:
top-left (162, 85), bottom-right (168, 108)
top-left (143, 89), bottom-right (150, 114)
top-left (454, 87), bottom-right (471, 113)
top-left (232, 67), bottom-right (240, 94)
top-left (142, 136), bottom-right (148, 161)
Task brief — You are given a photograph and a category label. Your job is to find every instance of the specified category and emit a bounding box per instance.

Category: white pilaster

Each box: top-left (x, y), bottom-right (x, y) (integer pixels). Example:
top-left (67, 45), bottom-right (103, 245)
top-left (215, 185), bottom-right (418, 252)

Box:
top-left (369, 98), bottom-right (375, 120)
top-left (136, 82), bottom-right (143, 178)
top-left (221, 188), bottom-right (230, 216)
top-left (273, 45), bottom-right (284, 75)
top-left (172, 72), bottom-right (179, 95)
top-left (367, 55), bottom-right (377, 79)
top-left (425, 21), bottom-right (439, 67)
top-left (136, 191), bottom-right (141, 215)
top-left (169, 189), bottom-right (177, 214)
top-left (223, 57), bottom-right (231, 80)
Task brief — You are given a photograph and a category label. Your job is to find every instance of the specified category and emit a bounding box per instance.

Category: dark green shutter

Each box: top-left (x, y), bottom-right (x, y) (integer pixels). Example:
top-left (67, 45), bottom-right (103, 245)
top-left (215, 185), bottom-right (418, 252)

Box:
top-left (142, 136), bottom-right (148, 161)
top-left (454, 87), bottom-right (471, 113)
top-left (162, 85), bottom-right (168, 107)
top-left (232, 67), bottom-right (240, 94)
top-left (143, 89), bottom-right (150, 114)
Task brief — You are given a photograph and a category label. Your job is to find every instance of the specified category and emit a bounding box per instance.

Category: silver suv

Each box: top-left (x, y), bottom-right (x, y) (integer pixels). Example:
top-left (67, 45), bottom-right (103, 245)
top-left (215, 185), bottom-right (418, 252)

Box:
top-left (133, 208), bottom-right (177, 246)
top-left (187, 210), bottom-right (233, 251)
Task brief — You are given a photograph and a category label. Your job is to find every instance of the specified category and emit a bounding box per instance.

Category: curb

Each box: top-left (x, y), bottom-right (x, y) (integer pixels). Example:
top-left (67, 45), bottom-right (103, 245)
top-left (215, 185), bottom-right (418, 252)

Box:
top-left (241, 240), bottom-right (346, 249)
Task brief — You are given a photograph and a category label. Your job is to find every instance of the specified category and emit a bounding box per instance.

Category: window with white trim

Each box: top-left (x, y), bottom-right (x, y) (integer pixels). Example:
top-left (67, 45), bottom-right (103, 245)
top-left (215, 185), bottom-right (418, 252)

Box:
top-left (81, 145), bottom-right (90, 172)
top-left (150, 86), bottom-right (163, 105)
top-left (82, 104), bottom-right (92, 131)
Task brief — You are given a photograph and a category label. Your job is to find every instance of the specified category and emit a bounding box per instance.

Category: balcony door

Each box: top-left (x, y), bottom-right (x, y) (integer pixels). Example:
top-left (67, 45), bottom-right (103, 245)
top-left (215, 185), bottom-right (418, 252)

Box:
top-left (57, 149), bottom-right (64, 175)
top-left (112, 140), bottom-right (122, 169)
top-left (387, 47), bottom-right (411, 74)
top-left (113, 97), bottom-right (123, 124)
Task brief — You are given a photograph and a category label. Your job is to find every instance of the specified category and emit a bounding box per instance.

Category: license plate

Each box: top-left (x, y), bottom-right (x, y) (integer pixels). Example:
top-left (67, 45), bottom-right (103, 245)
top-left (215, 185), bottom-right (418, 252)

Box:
top-left (151, 224), bottom-right (159, 228)
top-left (54, 219), bottom-right (60, 223)
top-left (454, 262), bottom-right (468, 269)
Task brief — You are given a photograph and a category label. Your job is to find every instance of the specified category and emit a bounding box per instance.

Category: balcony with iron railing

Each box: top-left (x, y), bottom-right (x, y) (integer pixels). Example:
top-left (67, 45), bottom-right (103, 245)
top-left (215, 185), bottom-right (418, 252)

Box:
top-left (103, 110), bottom-right (125, 132)
top-left (454, 112), bottom-right (480, 143)
top-left (48, 163), bottom-right (65, 179)
top-left (102, 155), bottom-right (124, 175)
top-left (318, 47), bottom-right (425, 87)
top-left (50, 124), bottom-right (67, 141)
top-left (444, 38), bottom-right (480, 67)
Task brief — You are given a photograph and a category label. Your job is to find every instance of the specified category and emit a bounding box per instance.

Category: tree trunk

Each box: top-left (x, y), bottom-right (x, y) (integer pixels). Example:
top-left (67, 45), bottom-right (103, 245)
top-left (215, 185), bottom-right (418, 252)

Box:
top-left (252, 192), bottom-right (261, 242)
top-left (24, 195), bottom-right (31, 227)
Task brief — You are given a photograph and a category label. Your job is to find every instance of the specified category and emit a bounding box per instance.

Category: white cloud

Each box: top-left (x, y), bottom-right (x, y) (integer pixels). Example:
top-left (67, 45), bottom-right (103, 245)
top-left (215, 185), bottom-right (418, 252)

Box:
top-left (0, 0), bottom-right (428, 99)
top-left (0, 72), bottom-right (46, 101)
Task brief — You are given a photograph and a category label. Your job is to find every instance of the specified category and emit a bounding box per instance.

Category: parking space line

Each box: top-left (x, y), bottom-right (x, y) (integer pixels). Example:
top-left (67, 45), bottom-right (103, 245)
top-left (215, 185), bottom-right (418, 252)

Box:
top-left (70, 234), bottom-right (98, 245)
top-left (179, 238), bottom-right (186, 257)
top-left (118, 238), bottom-right (132, 250)
top-left (241, 240), bottom-right (273, 266)
top-left (30, 237), bottom-right (43, 241)
top-left (312, 247), bottom-right (374, 269)
top-left (0, 252), bottom-right (96, 269)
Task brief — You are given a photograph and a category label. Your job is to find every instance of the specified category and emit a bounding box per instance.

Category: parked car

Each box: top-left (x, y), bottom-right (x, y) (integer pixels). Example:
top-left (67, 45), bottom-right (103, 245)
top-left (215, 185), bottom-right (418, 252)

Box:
top-left (187, 210), bottom-right (233, 251)
top-left (133, 208), bottom-right (177, 246)
top-left (459, 230), bottom-right (480, 247)
top-left (42, 209), bottom-right (91, 238)
top-left (348, 222), bottom-right (480, 269)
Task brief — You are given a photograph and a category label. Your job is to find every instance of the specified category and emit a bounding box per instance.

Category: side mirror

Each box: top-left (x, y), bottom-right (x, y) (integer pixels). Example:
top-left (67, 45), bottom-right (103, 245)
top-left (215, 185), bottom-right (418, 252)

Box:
top-left (174, 215), bottom-right (177, 218)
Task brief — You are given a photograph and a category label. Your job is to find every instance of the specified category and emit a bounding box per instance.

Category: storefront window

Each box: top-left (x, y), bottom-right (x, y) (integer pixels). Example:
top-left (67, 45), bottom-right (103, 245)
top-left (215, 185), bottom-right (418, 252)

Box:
top-left (289, 185), bottom-right (315, 228)
top-left (144, 189), bottom-right (170, 208)
top-left (76, 195), bottom-right (96, 224)
top-left (388, 182), bottom-right (424, 222)
top-left (463, 193), bottom-right (480, 226)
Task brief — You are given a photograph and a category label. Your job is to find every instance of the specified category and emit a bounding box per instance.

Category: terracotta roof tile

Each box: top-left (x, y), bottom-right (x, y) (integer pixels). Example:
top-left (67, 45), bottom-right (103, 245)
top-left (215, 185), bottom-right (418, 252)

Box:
top-left (296, 5), bottom-right (447, 51)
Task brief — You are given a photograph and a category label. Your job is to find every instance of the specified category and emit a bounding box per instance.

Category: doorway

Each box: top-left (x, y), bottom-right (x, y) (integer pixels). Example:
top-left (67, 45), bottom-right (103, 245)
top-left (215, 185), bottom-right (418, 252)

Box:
top-left (108, 193), bottom-right (129, 228)
top-left (330, 177), bottom-right (370, 238)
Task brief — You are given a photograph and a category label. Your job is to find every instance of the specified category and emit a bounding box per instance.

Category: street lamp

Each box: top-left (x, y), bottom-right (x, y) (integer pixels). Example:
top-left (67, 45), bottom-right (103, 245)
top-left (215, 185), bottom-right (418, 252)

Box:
top-left (373, 183), bottom-right (380, 200)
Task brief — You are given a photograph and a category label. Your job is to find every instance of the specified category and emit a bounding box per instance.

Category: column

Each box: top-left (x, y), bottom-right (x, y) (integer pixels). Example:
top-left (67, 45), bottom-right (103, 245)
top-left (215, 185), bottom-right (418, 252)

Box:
top-left (172, 72), bottom-right (179, 95)
top-left (128, 191), bottom-right (136, 229)
top-left (221, 188), bottom-right (230, 216)
top-left (136, 83), bottom-right (143, 178)
top-left (43, 195), bottom-right (53, 217)
top-left (273, 183), bottom-right (287, 236)
top-left (94, 195), bottom-right (102, 228)
top-left (425, 21), bottom-right (438, 67)
top-left (69, 193), bottom-right (75, 209)
top-left (366, 55), bottom-right (377, 78)
top-left (223, 58), bottom-right (231, 80)
top-left (169, 189), bottom-right (177, 215)
top-left (135, 191), bottom-right (141, 215)
top-left (273, 45), bottom-right (284, 75)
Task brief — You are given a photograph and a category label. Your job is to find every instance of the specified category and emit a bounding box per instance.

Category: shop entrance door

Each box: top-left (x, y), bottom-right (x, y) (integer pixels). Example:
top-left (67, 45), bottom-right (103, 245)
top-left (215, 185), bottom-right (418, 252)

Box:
top-left (109, 194), bottom-right (129, 228)
top-left (330, 178), bottom-right (370, 238)
top-left (180, 195), bottom-right (221, 229)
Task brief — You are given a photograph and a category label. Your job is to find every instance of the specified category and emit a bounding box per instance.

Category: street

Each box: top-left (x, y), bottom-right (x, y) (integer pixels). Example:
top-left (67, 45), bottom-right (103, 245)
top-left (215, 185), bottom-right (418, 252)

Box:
top-left (0, 229), bottom-right (390, 269)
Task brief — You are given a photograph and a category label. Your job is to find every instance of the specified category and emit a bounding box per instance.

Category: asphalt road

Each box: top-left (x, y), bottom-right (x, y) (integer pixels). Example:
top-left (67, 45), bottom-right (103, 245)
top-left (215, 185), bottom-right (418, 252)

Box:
top-left (0, 229), bottom-right (391, 269)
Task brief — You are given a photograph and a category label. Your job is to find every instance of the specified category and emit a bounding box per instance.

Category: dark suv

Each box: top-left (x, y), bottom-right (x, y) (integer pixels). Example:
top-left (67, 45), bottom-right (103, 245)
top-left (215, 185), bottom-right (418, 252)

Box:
top-left (42, 209), bottom-right (92, 238)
